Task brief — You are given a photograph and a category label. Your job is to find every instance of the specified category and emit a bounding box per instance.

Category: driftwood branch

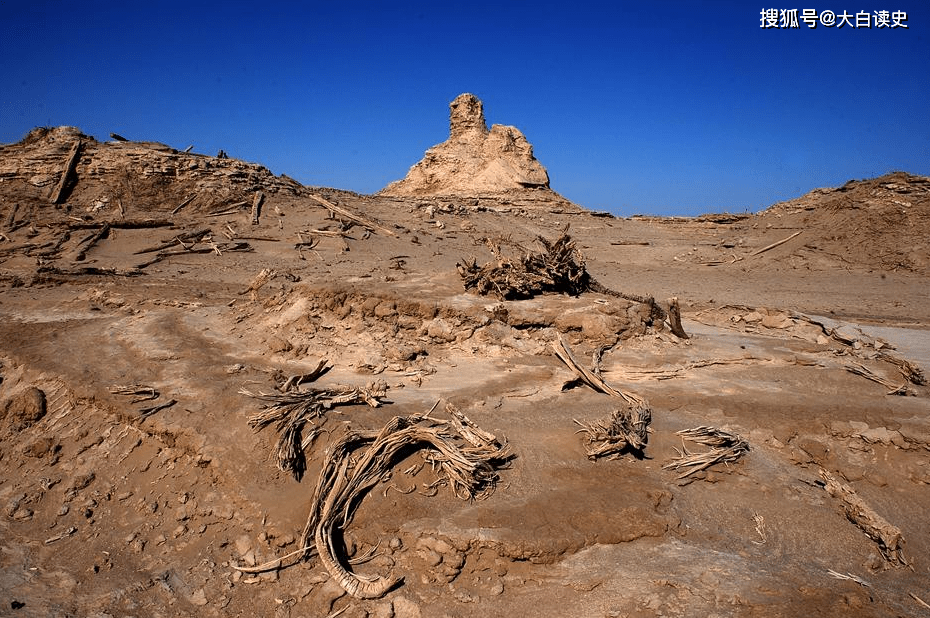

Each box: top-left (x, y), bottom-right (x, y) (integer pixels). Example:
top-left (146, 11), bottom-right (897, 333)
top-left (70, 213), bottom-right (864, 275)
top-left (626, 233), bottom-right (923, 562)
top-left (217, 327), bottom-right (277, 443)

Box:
top-left (307, 194), bottom-right (396, 236)
top-left (552, 334), bottom-right (644, 405)
top-left (73, 223), bottom-right (110, 261)
top-left (134, 241), bottom-right (251, 268)
top-left (170, 194), bottom-right (197, 215)
top-left (133, 227), bottom-right (211, 254)
top-left (820, 469), bottom-right (908, 568)
top-left (206, 201), bottom-right (250, 217)
top-left (846, 363), bottom-right (910, 396)
top-left (4, 203), bottom-right (19, 230)
top-left (752, 231), bottom-right (802, 256)
top-left (35, 265), bottom-right (142, 278)
top-left (243, 379), bottom-right (389, 480)
top-left (66, 219), bottom-right (174, 230)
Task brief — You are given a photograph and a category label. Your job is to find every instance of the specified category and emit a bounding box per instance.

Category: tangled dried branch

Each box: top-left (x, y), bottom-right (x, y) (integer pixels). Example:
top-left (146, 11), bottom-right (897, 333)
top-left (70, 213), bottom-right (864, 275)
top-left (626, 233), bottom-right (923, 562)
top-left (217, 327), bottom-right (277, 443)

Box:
top-left (663, 426), bottom-right (749, 480)
top-left (456, 227), bottom-right (590, 300)
top-left (300, 405), bottom-right (510, 599)
top-left (878, 353), bottom-right (926, 386)
top-left (574, 404), bottom-right (652, 460)
top-left (456, 228), bottom-right (688, 337)
top-left (846, 363), bottom-right (910, 396)
top-left (242, 380), bottom-right (388, 480)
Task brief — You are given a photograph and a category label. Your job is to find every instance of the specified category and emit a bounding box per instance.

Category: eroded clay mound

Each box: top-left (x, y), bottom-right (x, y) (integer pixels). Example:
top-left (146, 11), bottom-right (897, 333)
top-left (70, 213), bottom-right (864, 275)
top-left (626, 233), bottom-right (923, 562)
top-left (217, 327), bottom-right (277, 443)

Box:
top-left (0, 125), bottom-right (305, 216)
top-left (758, 171), bottom-right (930, 272)
top-left (380, 94), bottom-right (552, 197)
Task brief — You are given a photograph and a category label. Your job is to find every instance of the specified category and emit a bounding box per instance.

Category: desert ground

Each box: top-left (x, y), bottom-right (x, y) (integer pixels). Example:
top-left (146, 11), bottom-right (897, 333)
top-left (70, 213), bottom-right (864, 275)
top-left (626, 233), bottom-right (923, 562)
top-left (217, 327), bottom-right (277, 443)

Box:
top-left (0, 125), bottom-right (929, 617)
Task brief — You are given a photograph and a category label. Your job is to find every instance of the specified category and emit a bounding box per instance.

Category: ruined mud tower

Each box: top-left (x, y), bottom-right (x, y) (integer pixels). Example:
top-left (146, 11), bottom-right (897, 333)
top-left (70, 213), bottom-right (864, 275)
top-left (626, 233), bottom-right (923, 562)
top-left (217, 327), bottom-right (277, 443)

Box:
top-left (380, 93), bottom-right (552, 196)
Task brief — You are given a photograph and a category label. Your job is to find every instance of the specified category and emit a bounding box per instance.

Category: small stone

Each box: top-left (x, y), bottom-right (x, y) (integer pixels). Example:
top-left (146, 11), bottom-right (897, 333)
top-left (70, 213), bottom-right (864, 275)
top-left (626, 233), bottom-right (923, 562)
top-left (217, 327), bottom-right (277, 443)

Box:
top-left (235, 535), bottom-right (252, 556)
top-left (1, 386), bottom-right (47, 432)
top-left (452, 588), bottom-right (478, 603)
top-left (211, 504), bottom-right (234, 520)
top-left (23, 436), bottom-right (58, 459)
top-left (172, 524), bottom-right (186, 538)
top-left (65, 471), bottom-right (96, 497)
top-left (174, 503), bottom-right (195, 521)
top-left (274, 533), bottom-right (295, 548)
top-left (388, 537), bottom-right (403, 551)
top-left (392, 596), bottom-right (422, 618)
top-left (12, 506), bottom-right (34, 521)
top-left (490, 581), bottom-right (504, 595)
top-left (418, 548), bottom-right (442, 567)
top-left (370, 600), bottom-right (395, 618)
top-left (189, 588), bottom-right (208, 606)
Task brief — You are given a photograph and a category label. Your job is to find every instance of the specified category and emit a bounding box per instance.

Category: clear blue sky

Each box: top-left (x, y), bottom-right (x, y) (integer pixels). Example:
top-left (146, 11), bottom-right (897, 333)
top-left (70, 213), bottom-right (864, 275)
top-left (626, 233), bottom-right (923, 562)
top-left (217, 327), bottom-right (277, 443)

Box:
top-left (2, 2), bottom-right (927, 216)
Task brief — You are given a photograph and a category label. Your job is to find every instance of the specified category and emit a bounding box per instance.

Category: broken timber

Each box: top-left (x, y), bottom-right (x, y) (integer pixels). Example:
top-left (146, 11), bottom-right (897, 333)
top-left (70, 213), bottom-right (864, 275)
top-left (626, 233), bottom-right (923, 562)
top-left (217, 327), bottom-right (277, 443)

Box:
top-left (306, 193), bottom-right (396, 236)
top-left (50, 140), bottom-right (82, 204)
top-left (73, 223), bottom-right (110, 261)
top-left (251, 191), bottom-right (265, 225)
top-left (552, 334), bottom-right (644, 406)
top-left (752, 231), bottom-right (802, 256)
top-left (819, 468), bottom-right (908, 568)
top-left (170, 194), bottom-right (197, 215)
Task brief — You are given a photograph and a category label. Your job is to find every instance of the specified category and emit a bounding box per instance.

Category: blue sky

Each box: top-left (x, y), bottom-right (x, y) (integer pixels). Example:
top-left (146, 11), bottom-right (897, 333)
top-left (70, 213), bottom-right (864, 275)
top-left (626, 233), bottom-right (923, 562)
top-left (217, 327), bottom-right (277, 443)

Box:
top-left (2, 2), bottom-right (927, 216)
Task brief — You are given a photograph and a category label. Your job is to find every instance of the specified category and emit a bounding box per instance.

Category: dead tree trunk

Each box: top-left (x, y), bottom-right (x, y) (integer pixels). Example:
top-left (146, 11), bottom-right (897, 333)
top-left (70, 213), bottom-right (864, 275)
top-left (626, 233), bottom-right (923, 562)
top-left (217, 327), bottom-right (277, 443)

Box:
top-left (50, 140), bottom-right (82, 205)
top-left (666, 297), bottom-right (689, 339)
top-left (251, 191), bottom-right (265, 225)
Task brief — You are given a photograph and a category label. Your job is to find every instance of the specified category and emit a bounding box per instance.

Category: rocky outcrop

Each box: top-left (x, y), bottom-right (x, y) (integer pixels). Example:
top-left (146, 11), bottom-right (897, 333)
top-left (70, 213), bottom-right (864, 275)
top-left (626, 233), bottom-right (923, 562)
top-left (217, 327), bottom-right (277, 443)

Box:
top-left (0, 126), bottom-right (305, 215)
top-left (381, 94), bottom-right (553, 197)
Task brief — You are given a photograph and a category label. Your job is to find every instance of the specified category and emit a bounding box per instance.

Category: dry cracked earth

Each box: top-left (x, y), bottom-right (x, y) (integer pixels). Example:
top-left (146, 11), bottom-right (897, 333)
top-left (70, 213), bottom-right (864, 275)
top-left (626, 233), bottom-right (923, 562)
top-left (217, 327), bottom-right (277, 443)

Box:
top-left (1, 128), bottom-right (929, 617)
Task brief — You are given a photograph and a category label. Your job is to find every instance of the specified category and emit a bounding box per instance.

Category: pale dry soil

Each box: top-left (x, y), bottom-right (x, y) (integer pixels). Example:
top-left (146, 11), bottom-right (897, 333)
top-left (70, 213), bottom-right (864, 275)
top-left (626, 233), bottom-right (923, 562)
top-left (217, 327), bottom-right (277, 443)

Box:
top-left (1, 192), bottom-right (929, 618)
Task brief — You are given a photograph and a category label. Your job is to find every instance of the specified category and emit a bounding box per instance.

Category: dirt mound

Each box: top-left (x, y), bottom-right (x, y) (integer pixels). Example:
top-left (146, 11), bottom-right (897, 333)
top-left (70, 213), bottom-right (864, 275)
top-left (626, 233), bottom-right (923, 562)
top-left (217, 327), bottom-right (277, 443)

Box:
top-left (0, 125), bottom-right (305, 218)
top-left (380, 93), bottom-right (558, 199)
top-left (757, 171), bottom-right (930, 272)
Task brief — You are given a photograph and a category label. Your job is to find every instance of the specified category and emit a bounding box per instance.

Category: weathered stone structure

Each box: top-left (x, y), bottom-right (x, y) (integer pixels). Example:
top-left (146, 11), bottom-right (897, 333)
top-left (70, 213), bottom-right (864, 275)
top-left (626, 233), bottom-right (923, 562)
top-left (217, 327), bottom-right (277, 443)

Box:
top-left (381, 93), bottom-right (552, 196)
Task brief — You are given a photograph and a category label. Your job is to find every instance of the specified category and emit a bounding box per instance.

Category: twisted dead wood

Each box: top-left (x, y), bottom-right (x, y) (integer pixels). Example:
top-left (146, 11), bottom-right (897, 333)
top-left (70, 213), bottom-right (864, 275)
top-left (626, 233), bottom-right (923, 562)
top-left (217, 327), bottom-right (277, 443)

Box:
top-left (457, 228), bottom-right (589, 300)
top-left (242, 380), bottom-right (387, 480)
top-left (552, 334), bottom-right (645, 406)
top-left (663, 426), bottom-right (749, 479)
top-left (299, 409), bottom-right (510, 599)
top-left (574, 404), bottom-right (651, 460)
top-left (456, 228), bottom-right (686, 336)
